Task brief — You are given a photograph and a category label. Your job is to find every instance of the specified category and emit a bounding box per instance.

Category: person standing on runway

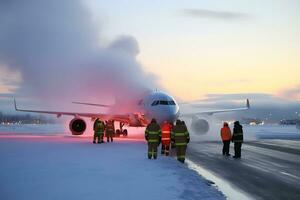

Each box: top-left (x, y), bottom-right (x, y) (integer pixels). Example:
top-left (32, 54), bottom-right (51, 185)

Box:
top-left (171, 120), bottom-right (190, 163)
top-left (145, 119), bottom-right (161, 159)
top-left (93, 118), bottom-right (105, 144)
top-left (220, 122), bottom-right (232, 156)
top-left (232, 121), bottom-right (243, 158)
top-left (105, 120), bottom-right (115, 143)
top-left (160, 121), bottom-right (172, 156)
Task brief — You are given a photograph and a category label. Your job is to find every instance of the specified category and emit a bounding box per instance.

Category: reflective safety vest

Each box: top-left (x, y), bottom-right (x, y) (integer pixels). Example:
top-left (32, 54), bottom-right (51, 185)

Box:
top-left (232, 125), bottom-right (243, 143)
top-left (171, 124), bottom-right (190, 146)
top-left (221, 127), bottom-right (232, 141)
top-left (161, 123), bottom-right (172, 145)
top-left (106, 122), bottom-right (114, 134)
top-left (94, 121), bottom-right (105, 134)
top-left (145, 123), bottom-right (161, 143)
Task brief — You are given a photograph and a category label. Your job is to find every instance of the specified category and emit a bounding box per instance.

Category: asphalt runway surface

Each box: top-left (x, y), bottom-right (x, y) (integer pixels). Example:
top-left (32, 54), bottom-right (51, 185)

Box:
top-left (187, 140), bottom-right (300, 200)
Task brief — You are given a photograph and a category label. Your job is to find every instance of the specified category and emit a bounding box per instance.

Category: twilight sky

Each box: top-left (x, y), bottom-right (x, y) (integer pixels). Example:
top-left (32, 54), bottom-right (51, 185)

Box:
top-left (86, 0), bottom-right (300, 100)
top-left (0, 0), bottom-right (299, 111)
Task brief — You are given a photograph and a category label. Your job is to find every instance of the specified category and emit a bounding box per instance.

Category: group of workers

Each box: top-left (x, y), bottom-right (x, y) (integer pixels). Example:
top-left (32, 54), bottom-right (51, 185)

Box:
top-left (92, 117), bottom-right (190, 163)
top-left (220, 121), bottom-right (244, 158)
top-left (93, 117), bottom-right (243, 161)
top-left (145, 119), bottom-right (190, 163)
top-left (93, 119), bottom-right (114, 144)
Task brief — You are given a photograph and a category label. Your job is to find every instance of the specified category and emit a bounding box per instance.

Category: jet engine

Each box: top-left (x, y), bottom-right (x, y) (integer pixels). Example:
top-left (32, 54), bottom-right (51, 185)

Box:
top-left (69, 118), bottom-right (86, 135)
top-left (191, 117), bottom-right (209, 134)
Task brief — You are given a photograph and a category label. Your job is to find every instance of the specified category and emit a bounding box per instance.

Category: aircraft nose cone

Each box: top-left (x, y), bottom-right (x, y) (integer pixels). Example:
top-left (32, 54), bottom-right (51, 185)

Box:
top-left (155, 106), bottom-right (177, 124)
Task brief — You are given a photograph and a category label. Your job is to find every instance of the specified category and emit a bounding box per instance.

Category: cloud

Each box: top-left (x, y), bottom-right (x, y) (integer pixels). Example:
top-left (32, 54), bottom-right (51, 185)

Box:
top-left (181, 9), bottom-right (249, 20)
top-left (279, 85), bottom-right (300, 100)
top-left (0, 0), bottom-right (159, 109)
top-left (0, 65), bottom-right (21, 93)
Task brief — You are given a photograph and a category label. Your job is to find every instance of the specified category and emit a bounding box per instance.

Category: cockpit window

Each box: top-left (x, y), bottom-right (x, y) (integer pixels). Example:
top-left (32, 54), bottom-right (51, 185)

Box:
top-left (151, 100), bottom-right (159, 106)
top-left (168, 100), bottom-right (175, 105)
top-left (151, 100), bottom-right (176, 106)
top-left (159, 100), bottom-right (168, 105)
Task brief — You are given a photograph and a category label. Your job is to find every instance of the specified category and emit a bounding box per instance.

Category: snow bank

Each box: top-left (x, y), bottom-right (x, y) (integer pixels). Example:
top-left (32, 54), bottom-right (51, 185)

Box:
top-left (0, 124), bottom-right (66, 135)
top-left (0, 136), bottom-right (224, 200)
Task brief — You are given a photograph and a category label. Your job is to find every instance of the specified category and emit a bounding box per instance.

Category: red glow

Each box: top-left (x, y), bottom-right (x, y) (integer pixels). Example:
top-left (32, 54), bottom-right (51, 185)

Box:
top-left (0, 132), bottom-right (145, 143)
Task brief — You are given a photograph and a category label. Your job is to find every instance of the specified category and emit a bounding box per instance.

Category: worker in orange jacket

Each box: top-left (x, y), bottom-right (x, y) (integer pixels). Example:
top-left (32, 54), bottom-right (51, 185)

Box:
top-left (220, 122), bottom-right (232, 156)
top-left (161, 121), bottom-right (172, 156)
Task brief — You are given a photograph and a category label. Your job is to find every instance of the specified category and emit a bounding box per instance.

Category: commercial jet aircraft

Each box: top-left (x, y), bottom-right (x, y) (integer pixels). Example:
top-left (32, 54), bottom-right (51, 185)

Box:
top-left (14, 91), bottom-right (250, 136)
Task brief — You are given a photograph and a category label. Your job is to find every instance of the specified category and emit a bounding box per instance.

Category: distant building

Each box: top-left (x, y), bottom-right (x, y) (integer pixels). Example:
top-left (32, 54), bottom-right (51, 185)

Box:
top-left (280, 119), bottom-right (300, 125)
top-left (0, 113), bottom-right (58, 124)
top-left (240, 118), bottom-right (263, 125)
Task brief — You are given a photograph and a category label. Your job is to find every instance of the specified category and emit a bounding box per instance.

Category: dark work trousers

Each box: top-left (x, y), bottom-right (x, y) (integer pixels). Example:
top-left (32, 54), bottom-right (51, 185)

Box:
top-left (93, 132), bottom-right (103, 143)
top-left (234, 142), bottom-right (242, 158)
top-left (161, 144), bottom-right (170, 156)
top-left (222, 140), bottom-right (230, 155)
top-left (106, 132), bottom-right (113, 142)
top-left (148, 143), bottom-right (158, 159)
top-left (176, 145), bottom-right (187, 163)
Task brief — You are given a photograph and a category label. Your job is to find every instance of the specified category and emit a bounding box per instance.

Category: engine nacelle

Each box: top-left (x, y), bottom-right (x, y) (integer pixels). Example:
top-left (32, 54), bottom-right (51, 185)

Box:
top-left (191, 118), bottom-right (209, 134)
top-left (69, 118), bottom-right (86, 135)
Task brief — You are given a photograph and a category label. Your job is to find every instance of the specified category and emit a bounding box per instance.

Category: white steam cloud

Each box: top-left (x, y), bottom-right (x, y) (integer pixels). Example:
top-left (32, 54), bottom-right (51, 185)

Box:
top-left (0, 0), bottom-right (158, 106)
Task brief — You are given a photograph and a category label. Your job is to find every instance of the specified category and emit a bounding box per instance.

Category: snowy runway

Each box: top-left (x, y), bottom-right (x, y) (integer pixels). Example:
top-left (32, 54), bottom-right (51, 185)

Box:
top-left (187, 140), bottom-right (300, 200)
top-left (0, 136), bottom-right (224, 200)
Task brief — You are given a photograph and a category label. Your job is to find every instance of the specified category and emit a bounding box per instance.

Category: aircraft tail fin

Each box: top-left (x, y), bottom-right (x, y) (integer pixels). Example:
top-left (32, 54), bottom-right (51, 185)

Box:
top-left (246, 99), bottom-right (250, 109)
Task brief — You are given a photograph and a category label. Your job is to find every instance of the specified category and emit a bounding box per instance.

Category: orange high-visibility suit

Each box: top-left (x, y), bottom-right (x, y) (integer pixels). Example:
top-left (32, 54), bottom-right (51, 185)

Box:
top-left (220, 122), bottom-right (232, 156)
top-left (221, 126), bottom-right (232, 141)
top-left (161, 121), bottom-right (172, 156)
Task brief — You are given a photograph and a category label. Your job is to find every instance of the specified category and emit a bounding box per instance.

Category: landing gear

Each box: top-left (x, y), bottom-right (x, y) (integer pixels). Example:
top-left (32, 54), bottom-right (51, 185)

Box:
top-left (123, 129), bottom-right (128, 137)
top-left (115, 129), bottom-right (121, 137)
top-left (114, 122), bottom-right (128, 137)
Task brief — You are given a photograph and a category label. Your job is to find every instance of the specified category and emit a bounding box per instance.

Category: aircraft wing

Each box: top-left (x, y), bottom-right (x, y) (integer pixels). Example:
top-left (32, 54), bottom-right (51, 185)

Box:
top-left (14, 99), bottom-right (130, 123)
top-left (72, 101), bottom-right (111, 107)
top-left (182, 99), bottom-right (250, 117)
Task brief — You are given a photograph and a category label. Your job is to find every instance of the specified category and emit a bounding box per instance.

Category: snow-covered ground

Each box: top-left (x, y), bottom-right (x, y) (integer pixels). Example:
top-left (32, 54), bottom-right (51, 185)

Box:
top-left (0, 136), bottom-right (224, 200)
top-left (1, 124), bottom-right (300, 140)
top-left (244, 124), bottom-right (300, 139)
top-left (0, 124), bottom-right (66, 135)
top-left (1, 123), bottom-right (299, 200)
